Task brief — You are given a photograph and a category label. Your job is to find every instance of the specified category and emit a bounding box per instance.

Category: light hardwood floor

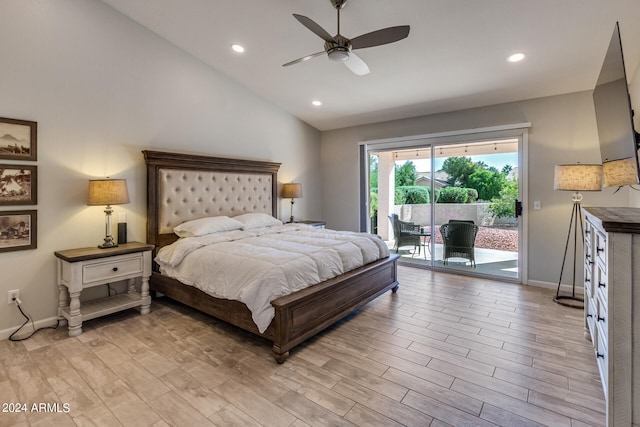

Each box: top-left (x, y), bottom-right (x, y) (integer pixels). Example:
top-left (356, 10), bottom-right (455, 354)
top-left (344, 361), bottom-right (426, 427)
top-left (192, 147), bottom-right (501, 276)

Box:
top-left (0, 267), bottom-right (605, 426)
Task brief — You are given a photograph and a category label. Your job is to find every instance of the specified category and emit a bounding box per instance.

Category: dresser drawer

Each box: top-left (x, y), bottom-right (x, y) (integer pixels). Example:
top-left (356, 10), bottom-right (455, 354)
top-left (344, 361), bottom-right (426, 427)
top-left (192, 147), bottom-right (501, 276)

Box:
top-left (594, 230), bottom-right (607, 273)
top-left (596, 320), bottom-right (608, 394)
top-left (83, 255), bottom-right (143, 285)
top-left (584, 263), bottom-right (594, 299)
top-left (586, 296), bottom-right (597, 343)
top-left (595, 263), bottom-right (608, 305)
top-left (596, 290), bottom-right (607, 342)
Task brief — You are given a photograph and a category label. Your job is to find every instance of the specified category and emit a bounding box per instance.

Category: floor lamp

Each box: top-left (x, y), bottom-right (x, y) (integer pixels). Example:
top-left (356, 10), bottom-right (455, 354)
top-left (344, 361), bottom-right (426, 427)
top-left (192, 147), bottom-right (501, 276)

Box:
top-left (553, 164), bottom-right (602, 308)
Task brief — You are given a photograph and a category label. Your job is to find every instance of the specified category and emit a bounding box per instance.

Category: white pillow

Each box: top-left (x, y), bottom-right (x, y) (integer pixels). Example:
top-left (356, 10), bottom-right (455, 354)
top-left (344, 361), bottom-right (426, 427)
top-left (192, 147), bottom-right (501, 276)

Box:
top-left (233, 213), bottom-right (283, 230)
top-left (173, 216), bottom-right (244, 237)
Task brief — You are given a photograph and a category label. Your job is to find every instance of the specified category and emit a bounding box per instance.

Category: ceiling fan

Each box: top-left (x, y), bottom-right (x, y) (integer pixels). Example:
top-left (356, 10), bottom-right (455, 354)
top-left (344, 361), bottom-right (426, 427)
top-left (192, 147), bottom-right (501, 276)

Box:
top-left (282, 0), bottom-right (410, 76)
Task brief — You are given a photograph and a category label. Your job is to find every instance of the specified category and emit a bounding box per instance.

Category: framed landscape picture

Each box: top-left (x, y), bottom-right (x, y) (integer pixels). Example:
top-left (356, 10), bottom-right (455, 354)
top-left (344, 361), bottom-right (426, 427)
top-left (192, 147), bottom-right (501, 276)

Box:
top-left (0, 165), bottom-right (36, 205)
top-left (0, 210), bottom-right (37, 252)
top-left (0, 117), bottom-right (37, 161)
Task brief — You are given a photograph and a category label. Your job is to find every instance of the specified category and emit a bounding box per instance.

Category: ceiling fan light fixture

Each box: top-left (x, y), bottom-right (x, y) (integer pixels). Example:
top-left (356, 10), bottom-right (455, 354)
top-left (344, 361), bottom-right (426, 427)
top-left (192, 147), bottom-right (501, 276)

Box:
top-left (328, 48), bottom-right (349, 62)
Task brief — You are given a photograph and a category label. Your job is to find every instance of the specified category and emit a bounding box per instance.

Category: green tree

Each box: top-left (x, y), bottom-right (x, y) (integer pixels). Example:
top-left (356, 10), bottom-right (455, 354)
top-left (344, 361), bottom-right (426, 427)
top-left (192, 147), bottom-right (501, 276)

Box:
top-left (467, 168), bottom-right (506, 201)
top-left (441, 157), bottom-right (476, 187)
top-left (395, 161), bottom-right (417, 187)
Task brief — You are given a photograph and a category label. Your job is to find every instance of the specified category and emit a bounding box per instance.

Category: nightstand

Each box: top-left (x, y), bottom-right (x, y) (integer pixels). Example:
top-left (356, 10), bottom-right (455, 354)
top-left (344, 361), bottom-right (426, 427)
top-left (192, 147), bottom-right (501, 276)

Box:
top-left (297, 220), bottom-right (326, 229)
top-left (54, 242), bottom-right (154, 337)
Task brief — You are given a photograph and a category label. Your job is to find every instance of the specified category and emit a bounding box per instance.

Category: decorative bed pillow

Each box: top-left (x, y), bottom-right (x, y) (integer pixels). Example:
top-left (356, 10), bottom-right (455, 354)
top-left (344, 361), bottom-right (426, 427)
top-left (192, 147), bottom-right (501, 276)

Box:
top-left (174, 216), bottom-right (244, 237)
top-left (233, 213), bottom-right (283, 229)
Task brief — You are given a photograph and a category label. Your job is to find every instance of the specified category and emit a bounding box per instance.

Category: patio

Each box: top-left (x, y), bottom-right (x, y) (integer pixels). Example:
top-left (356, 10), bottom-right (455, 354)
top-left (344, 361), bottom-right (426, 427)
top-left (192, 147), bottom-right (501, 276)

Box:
top-left (386, 225), bottom-right (519, 280)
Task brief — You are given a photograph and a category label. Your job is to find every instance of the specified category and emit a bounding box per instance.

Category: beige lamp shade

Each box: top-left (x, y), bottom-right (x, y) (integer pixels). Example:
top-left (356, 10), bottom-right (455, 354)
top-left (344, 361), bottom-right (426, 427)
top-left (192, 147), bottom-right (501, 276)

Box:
top-left (553, 164), bottom-right (603, 191)
top-left (87, 179), bottom-right (130, 206)
top-left (282, 183), bottom-right (303, 199)
top-left (602, 157), bottom-right (639, 187)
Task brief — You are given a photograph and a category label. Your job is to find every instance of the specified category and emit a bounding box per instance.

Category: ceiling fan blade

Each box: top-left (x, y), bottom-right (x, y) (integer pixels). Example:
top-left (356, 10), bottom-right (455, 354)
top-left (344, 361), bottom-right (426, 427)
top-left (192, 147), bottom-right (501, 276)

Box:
top-left (350, 25), bottom-right (410, 50)
top-left (293, 14), bottom-right (334, 42)
top-left (343, 52), bottom-right (370, 76)
top-left (282, 51), bottom-right (325, 67)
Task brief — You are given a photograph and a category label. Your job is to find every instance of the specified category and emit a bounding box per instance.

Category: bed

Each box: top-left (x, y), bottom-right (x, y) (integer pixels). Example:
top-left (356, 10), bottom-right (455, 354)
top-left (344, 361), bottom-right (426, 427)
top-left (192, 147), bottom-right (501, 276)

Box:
top-left (143, 150), bottom-right (399, 363)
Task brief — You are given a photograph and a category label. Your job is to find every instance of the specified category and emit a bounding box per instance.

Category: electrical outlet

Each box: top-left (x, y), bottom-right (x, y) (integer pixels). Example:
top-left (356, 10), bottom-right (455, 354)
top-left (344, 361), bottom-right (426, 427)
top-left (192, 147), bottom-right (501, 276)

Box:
top-left (7, 289), bottom-right (19, 305)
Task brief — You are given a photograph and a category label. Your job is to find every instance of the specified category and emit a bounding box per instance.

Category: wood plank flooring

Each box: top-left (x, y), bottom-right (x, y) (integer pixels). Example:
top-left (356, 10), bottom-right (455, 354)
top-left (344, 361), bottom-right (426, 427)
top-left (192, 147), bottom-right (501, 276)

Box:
top-left (0, 267), bottom-right (604, 426)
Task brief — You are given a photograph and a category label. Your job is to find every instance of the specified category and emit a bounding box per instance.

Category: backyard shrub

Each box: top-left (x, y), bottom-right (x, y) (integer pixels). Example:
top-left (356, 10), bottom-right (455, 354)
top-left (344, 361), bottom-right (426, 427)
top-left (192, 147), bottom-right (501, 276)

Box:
top-left (466, 188), bottom-right (478, 203)
top-left (369, 191), bottom-right (378, 218)
top-left (437, 186), bottom-right (468, 203)
top-left (489, 177), bottom-right (518, 218)
top-left (396, 186), bottom-right (430, 204)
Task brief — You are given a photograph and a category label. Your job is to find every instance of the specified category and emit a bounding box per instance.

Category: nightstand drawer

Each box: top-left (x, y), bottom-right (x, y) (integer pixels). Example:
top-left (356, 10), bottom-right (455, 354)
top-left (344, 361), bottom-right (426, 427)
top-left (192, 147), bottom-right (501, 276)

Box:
top-left (83, 255), bottom-right (143, 285)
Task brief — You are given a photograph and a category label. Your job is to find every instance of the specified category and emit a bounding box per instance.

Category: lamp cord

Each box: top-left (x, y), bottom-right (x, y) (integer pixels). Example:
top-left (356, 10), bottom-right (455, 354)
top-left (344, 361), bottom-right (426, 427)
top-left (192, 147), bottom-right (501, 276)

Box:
top-left (9, 300), bottom-right (59, 342)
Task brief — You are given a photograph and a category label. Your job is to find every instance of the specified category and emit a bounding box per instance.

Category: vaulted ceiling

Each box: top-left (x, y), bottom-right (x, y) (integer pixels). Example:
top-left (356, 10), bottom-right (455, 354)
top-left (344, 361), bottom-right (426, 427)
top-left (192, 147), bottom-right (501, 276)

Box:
top-left (101, 0), bottom-right (640, 131)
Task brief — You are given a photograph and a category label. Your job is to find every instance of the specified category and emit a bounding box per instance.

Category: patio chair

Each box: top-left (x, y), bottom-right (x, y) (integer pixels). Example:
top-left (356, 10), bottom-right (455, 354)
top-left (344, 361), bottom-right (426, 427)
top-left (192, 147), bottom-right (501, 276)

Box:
top-left (440, 221), bottom-right (479, 267)
top-left (388, 214), bottom-right (421, 253)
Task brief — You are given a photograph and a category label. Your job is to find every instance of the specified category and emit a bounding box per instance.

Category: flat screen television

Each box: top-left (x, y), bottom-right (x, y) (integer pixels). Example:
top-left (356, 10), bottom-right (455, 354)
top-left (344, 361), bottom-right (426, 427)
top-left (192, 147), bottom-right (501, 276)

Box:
top-left (593, 22), bottom-right (640, 187)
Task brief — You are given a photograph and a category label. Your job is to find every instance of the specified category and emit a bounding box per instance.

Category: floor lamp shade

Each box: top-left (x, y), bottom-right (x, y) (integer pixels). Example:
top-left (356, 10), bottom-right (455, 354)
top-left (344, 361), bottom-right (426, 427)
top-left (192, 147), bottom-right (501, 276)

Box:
top-left (282, 183), bottom-right (302, 223)
top-left (602, 157), bottom-right (639, 187)
top-left (88, 179), bottom-right (130, 248)
top-left (553, 164), bottom-right (603, 192)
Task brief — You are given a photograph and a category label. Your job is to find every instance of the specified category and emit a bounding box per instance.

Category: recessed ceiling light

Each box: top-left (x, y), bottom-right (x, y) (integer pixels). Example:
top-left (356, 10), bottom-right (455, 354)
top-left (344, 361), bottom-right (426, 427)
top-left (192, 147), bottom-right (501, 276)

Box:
top-left (507, 52), bottom-right (525, 63)
top-left (312, 100), bottom-right (322, 106)
top-left (231, 44), bottom-right (245, 53)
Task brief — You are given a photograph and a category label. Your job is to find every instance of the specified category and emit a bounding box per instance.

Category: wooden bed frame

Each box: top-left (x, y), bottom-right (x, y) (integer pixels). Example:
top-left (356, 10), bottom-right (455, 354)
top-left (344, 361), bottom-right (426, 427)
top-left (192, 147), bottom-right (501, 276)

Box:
top-left (143, 150), bottom-right (399, 363)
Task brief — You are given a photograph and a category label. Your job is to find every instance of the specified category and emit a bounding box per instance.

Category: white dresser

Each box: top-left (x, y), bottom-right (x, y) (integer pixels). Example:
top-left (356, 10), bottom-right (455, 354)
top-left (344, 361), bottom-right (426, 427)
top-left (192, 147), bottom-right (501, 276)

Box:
top-left (583, 207), bottom-right (640, 427)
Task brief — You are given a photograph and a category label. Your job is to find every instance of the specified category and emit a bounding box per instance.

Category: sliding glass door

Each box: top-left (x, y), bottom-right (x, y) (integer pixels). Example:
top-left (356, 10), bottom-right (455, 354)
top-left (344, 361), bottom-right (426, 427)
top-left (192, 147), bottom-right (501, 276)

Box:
top-left (363, 131), bottom-right (525, 282)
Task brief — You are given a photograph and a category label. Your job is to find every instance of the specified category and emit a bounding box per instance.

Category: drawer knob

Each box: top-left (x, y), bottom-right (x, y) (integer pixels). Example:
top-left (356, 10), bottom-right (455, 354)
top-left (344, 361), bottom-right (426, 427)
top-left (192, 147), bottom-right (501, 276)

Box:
top-left (598, 282), bottom-right (606, 288)
top-left (597, 315), bottom-right (605, 322)
top-left (597, 352), bottom-right (605, 359)
top-left (112, 267), bottom-right (119, 272)
top-left (597, 247), bottom-right (605, 253)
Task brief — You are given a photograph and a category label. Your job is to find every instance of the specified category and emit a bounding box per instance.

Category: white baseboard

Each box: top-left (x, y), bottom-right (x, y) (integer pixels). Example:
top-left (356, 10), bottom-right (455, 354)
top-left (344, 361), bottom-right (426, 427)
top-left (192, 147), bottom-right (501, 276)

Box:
top-left (526, 279), bottom-right (584, 295)
top-left (0, 316), bottom-right (62, 341)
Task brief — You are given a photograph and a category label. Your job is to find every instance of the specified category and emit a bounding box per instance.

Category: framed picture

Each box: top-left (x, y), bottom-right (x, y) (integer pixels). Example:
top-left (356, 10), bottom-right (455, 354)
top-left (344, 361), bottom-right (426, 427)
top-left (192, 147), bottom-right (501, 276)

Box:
top-left (0, 165), bottom-right (36, 205)
top-left (0, 117), bottom-right (37, 161)
top-left (0, 210), bottom-right (36, 252)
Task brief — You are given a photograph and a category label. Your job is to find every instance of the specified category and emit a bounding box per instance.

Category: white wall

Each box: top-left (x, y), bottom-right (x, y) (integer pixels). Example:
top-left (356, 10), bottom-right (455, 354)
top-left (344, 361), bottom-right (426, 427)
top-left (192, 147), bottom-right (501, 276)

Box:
top-left (0, 0), bottom-right (321, 336)
top-left (320, 91), bottom-right (630, 286)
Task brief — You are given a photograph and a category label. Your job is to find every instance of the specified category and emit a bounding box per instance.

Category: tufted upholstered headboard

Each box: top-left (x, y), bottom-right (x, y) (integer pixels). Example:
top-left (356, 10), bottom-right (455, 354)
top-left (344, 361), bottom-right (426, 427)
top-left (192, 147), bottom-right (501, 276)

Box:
top-left (143, 150), bottom-right (281, 251)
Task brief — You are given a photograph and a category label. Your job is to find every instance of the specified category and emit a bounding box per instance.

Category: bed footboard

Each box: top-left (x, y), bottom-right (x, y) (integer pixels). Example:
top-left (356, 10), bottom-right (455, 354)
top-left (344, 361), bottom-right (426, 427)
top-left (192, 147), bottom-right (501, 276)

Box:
top-left (270, 254), bottom-right (399, 363)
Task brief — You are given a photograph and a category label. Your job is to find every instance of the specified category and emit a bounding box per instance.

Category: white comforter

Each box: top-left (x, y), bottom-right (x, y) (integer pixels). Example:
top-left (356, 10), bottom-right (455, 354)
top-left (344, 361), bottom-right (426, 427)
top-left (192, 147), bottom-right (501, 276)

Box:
top-left (155, 224), bottom-right (390, 333)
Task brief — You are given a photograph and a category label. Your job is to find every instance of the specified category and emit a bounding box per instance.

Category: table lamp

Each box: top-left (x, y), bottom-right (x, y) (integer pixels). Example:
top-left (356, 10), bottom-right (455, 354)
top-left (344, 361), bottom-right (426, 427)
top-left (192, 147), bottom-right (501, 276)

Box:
top-left (282, 183), bottom-right (302, 223)
top-left (87, 178), bottom-right (130, 248)
top-left (553, 164), bottom-right (602, 307)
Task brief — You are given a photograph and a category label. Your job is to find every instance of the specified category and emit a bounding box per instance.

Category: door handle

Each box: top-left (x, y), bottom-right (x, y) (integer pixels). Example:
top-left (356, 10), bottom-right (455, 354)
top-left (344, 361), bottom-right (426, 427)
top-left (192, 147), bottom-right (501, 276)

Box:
top-left (515, 200), bottom-right (523, 217)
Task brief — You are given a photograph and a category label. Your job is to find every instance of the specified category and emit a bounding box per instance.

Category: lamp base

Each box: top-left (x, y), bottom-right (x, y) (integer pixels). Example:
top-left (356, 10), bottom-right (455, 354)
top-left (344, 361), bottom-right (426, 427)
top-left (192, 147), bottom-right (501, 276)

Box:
top-left (553, 295), bottom-right (584, 309)
top-left (98, 236), bottom-right (118, 249)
